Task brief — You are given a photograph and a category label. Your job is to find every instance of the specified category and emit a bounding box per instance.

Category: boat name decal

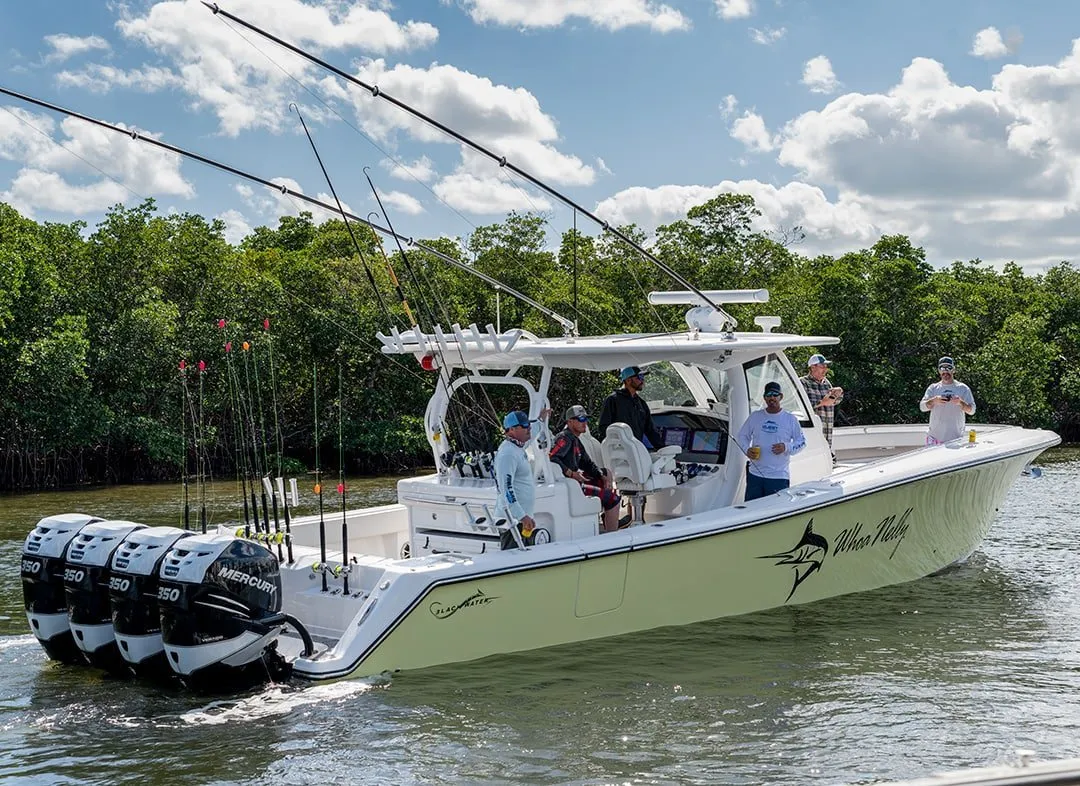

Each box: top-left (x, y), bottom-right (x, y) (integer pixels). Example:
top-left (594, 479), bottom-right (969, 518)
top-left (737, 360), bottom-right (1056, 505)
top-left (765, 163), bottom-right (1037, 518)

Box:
top-left (833, 507), bottom-right (913, 560)
top-left (759, 507), bottom-right (915, 600)
top-left (429, 589), bottom-right (499, 619)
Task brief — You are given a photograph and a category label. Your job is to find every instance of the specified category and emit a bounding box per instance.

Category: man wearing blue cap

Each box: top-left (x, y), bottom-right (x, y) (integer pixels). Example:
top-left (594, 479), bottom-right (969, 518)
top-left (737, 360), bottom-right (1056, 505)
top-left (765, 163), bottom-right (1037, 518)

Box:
top-left (799, 353), bottom-right (844, 453)
top-left (736, 381), bottom-right (806, 501)
top-left (920, 356), bottom-right (976, 445)
top-left (597, 366), bottom-right (662, 448)
top-left (494, 410), bottom-right (537, 544)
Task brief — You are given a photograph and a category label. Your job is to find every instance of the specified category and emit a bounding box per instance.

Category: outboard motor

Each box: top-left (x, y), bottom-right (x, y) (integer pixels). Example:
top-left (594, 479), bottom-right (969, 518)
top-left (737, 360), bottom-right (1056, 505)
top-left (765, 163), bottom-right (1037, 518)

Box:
top-left (159, 533), bottom-right (293, 690)
top-left (64, 520), bottom-right (146, 672)
top-left (21, 513), bottom-right (102, 662)
top-left (109, 526), bottom-right (192, 677)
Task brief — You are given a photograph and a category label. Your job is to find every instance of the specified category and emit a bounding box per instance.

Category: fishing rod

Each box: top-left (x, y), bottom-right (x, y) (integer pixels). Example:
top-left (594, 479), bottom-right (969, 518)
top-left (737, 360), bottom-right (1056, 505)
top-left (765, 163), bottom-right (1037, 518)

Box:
top-left (337, 359), bottom-right (350, 596)
top-left (240, 340), bottom-right (273, 539)
top-left (220, 326), bottom-right (254, 537)
top-left (313, 363), bottom-right (328, 592)
top-left (290, 103), bottom-right (398, 327)
top-left (0, 86), bottom-right (575, 336)
top-left (178, 361), bottom-right (191, 531)
top-left (200, 2), bottom-right (729, 322)
top-left (251, 341), bottom-right (284, 561)
top-left (264, 318), bottom-right (294, 563)
top-left (230, 336), bottom-right (263, 536)
top-left (197, 360), bottom-right (208, 533)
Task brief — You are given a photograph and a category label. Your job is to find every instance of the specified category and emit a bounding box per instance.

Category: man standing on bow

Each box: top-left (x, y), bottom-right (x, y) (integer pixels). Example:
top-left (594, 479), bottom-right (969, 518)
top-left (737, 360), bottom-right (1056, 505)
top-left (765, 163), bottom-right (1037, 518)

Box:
top-left (736, 381), bottom-right (806, 501)
top-left (799, 353), bottom-right (844, 454)
top-left (920, 356), bottom-right (976, 445)
top-left (598, 366), bottom-right (662, 448)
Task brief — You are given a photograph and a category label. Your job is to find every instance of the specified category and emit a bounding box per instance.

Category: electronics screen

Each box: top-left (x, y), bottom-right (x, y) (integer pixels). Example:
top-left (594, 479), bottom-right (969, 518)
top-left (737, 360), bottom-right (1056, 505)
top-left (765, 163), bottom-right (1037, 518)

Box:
top-left (690, 430), bottom-right (721, 454)
top-left (663, 427), bottom-right (688, 448)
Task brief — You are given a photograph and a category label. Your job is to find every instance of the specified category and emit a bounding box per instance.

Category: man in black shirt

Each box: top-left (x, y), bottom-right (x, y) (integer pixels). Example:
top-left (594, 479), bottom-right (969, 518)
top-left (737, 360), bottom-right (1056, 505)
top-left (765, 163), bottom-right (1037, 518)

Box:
top-left (550, 405), bottom-right (621, 532)
top-left (597, 366), bottom-right (662, 448)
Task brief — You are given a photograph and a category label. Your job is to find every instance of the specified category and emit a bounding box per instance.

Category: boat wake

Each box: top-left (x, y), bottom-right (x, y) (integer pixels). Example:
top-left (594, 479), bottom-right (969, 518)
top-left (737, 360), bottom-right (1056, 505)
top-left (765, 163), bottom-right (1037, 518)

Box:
top-left (178, 677), bottom-right (389, 726)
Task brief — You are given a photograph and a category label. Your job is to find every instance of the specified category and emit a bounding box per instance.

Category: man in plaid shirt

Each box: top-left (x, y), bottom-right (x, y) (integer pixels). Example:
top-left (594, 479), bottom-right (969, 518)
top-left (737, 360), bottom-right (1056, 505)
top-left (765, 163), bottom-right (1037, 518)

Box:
top-left (800, 353), bottom-right (844, 457)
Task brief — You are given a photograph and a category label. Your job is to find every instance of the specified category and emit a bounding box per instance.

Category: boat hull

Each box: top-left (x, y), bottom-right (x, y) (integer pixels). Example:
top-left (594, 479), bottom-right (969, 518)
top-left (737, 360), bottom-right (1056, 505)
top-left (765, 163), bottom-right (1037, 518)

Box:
top-left (300, 446), bottom-right (1039, 679)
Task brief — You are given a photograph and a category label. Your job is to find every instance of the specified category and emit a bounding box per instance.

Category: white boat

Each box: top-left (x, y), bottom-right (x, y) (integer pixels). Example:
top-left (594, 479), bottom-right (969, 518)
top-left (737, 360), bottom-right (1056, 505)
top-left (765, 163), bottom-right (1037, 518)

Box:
top-left (20, 290), bottom-right (1060, 687)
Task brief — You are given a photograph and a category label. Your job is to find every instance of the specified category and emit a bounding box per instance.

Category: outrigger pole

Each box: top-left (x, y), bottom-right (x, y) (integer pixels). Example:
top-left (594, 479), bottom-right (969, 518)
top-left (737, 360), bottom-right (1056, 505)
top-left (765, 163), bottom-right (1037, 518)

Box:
top-left (0, 86), bottom-right (575, 336)
top-left (201, 1), bottom-right (730, 323)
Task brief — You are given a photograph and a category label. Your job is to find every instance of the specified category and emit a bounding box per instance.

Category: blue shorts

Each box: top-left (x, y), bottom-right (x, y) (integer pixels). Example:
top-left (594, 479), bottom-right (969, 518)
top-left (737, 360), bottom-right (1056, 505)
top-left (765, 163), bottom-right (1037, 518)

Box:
top-left (744, 469), bottom-right (789, 501)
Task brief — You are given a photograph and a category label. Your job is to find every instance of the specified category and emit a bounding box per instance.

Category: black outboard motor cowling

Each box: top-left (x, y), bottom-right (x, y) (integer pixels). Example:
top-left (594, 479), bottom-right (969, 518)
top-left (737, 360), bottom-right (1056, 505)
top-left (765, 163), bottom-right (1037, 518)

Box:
top-left (109, 526), bottom-right (192, 677)
top-left (159, 533), bottom-right (288, 690)
top-left (64, 520), bottom-right (146, 672)
top-left (21, 514), bottom-right (102, 663)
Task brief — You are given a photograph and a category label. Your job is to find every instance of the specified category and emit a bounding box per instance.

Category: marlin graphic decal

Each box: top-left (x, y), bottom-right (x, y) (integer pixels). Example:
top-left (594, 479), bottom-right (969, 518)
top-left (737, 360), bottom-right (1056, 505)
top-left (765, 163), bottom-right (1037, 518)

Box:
top-left (759, 521), bottom-right (829, 601)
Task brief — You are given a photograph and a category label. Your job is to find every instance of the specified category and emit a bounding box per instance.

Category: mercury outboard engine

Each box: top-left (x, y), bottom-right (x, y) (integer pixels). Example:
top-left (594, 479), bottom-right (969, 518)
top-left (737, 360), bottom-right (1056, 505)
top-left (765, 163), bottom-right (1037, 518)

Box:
top-left (21, 513), bottom-right (102, 662)
top-left (159, 533), bottom-right (300, 690)
top-left (109, 526), bottom-right (192, 677)
top-left (64, 520), bottom-right (146, 672)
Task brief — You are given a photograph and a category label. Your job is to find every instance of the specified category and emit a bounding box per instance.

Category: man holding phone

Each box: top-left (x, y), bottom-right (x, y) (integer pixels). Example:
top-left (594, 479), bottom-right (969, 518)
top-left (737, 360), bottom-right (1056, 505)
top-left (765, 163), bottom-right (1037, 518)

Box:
top-left (800, 353), bottom-right (844, 455)
top-left (920, 356), bottom-right (976, 445)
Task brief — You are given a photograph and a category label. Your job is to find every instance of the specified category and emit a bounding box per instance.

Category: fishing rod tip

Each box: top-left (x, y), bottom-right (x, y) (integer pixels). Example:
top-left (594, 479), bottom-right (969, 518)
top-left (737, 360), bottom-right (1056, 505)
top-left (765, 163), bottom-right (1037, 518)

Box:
top-left (201, 1), bottom-right (220, 14)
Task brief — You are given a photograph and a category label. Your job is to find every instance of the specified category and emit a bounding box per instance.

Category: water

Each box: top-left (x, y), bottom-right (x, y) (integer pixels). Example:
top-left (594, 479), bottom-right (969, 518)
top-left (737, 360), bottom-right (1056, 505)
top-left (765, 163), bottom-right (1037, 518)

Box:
top-left (0, 453), bottom-right (1078, 786)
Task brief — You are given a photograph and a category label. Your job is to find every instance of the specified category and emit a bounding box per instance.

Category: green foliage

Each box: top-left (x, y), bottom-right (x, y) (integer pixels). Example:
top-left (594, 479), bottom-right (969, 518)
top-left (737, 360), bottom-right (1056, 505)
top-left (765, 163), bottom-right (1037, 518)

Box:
top-left (0, 194), bottom-right (1075, 489)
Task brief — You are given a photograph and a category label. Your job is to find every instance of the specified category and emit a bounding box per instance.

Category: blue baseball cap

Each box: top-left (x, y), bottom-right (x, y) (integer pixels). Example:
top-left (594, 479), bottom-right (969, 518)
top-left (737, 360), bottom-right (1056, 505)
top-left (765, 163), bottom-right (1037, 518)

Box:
top-left (619, 366), bottom-right (647, 382)
top-left (938, 356), bottom-right (955, 369)
top-left (502, 410), bottom-right (531, 429)
top-left (764, 381), bottom-right (783, 397)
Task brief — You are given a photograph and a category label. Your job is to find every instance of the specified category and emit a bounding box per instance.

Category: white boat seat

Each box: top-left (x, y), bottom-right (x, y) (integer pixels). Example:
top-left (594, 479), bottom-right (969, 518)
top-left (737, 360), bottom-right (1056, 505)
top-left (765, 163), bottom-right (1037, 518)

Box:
top-left (560, 477), bottom-right (602, 518)
top-left (578, 429), bottom-right (605, 471)
top-left (601, 423), bottom-right (680, 525)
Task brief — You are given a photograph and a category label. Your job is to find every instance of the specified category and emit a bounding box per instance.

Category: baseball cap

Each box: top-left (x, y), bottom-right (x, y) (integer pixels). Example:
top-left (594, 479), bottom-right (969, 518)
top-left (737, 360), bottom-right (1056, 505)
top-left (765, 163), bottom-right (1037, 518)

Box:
top-left (764, 381), bottom-right (783, 397)
top-left (807, 353), bottom-right (832, 367)
top-left (938, 356), bottom-right (955, 370)
top-left (619, 366), bottom-right (648, 382)
top-left (564, 404), bottom-right (589, 422)
top-left (502, 410), bottom-right (530, 429)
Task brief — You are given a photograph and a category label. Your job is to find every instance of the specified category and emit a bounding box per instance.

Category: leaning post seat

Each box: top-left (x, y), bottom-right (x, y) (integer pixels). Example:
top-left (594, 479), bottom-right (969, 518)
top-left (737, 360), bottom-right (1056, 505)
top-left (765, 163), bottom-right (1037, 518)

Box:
top-left (601, 423), bottom-right (680, 526)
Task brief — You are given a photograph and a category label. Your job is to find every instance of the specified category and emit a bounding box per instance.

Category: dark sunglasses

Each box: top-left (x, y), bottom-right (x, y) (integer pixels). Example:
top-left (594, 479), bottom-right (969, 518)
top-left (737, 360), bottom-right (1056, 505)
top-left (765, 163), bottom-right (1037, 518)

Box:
top-left (764, 392), bottom-right (781, 399)
top-left (938, 365), bottom-right (955, 372)
top-left (574, 416), bottom-right (589, 422)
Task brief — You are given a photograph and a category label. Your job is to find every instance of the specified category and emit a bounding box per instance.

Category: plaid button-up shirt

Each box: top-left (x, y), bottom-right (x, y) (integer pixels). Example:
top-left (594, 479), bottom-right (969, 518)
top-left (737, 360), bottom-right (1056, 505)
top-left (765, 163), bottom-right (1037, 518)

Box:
top-left (800, 374), bottom-right (841, 449)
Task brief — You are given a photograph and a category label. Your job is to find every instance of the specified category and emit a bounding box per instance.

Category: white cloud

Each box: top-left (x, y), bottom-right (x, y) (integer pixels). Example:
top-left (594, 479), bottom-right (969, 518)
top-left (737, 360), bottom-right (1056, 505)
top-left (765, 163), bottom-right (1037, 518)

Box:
top-left (801, 55), bottom-right (839, 94)
top-left (56, 64), bottom-right (182, 93)
top-left (456, 0), bottom-right (690, 33)
top-left (380, 155), bottom-right (437, 183)
top-left (433, 172), bottom-right (552, 214)
top-left (596, 156), bottom-right (613, 175)
top-left (43, 34), bottom-right (110, 63)
top-left (720, 94), bottom-right (739, 118)
top-left (715, 0), bottom-right (753, 20)
top-left (602, 44), bottom-right (1080, 269)
top-left (216, 208), bottom-right (253, 244)
top-left (971, 26), bottom-right (1009, 59)
top-left (89, 0), bottom-right (439, 136)
top-left (730, 110), bottom-right (774, 152)
top-left (749, 26), bottom-right (785, 45)
top-left (377, 190), bottom-right (425, 215)
top-left (0, 107), bottom-right (194, 217)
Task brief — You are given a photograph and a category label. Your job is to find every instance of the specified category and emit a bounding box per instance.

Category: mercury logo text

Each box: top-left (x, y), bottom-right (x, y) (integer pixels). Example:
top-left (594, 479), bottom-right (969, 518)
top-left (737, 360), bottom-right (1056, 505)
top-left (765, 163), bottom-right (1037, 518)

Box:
top-left (219, 567), bottom-right (277, 595)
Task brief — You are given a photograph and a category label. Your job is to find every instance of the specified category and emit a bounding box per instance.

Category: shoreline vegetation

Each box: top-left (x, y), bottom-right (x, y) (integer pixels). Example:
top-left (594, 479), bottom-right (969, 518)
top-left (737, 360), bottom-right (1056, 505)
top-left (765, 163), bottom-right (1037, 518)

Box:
top-left (1, 195), bottom-right (1077, 492)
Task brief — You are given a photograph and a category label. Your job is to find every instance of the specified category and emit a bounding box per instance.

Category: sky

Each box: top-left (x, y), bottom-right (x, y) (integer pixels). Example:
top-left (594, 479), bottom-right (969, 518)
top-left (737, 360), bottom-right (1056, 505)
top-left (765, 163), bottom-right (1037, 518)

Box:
top-left (1, 0), bottom-right (1080, 272)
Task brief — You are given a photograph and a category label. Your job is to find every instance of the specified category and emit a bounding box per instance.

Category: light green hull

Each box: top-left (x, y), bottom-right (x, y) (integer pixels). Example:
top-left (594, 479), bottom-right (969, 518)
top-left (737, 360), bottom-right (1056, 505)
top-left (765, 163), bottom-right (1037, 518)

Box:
top-left (354, 451), bottom-right (1031, 675)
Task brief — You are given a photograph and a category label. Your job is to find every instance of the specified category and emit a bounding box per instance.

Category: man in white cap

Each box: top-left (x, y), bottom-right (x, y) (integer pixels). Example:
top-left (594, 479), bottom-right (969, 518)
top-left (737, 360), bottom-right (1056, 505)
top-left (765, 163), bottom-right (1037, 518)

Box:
top-left (920, 356), bottom-right (976, 445)
top-left (799, 353), bottom-right (844, 453)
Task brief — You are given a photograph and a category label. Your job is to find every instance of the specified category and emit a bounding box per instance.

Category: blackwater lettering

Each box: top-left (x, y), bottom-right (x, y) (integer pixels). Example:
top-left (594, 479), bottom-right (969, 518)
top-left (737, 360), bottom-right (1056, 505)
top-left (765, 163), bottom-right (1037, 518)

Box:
top-left (429, 589), bottom-right (498, 619)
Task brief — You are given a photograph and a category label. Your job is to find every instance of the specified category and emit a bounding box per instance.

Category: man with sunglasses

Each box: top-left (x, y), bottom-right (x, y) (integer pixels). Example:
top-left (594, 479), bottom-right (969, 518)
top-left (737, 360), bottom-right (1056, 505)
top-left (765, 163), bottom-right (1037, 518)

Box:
top-left (919, 356), bottom-right (976, 445)
top-left (494, 410), bottom-right (538, 547)
top-left (736, 381), bottom-right (806, 501)
top-left (597, 366), bottom-right (662, 449)
top-left (550, 405), bottom-right (621, 532)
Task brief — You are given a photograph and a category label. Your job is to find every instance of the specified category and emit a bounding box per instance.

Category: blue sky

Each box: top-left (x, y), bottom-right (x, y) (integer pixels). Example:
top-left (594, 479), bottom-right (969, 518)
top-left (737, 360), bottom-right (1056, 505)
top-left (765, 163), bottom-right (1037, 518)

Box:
top-left (2, 0), bottom-right (1080, 270)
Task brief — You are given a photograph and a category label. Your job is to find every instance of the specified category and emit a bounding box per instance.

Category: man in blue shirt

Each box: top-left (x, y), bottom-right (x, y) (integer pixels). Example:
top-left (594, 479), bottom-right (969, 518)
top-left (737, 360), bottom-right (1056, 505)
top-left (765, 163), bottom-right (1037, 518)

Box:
top-left (494, 410), bottom-right (537, 546)
top-left (736, 381), bottom-right (806, 501)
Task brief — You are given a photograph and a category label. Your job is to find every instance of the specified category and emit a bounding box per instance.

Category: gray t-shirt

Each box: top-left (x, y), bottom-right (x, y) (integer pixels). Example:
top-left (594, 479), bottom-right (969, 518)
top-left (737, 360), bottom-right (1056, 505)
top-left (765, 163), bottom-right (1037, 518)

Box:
top-left (919, 380), bottom-right (976, 442)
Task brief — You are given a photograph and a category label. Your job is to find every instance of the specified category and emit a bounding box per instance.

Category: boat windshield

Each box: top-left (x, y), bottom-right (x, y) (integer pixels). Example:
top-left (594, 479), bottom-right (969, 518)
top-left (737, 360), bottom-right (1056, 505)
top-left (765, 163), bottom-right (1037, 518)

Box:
top-left (643, 361), bottom-right (697, 407)
top-left (744, 353), bottom-right (810, 424)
